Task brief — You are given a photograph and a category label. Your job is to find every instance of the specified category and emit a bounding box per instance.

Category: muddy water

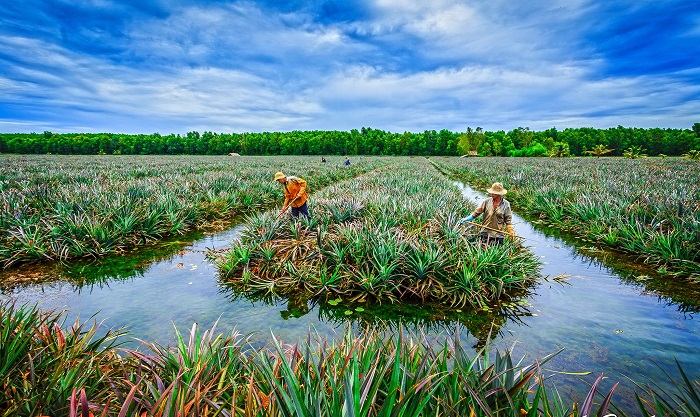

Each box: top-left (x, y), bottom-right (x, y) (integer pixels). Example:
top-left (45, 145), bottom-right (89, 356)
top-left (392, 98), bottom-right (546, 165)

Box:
top-left (2, 183), bottom-right (699, 413)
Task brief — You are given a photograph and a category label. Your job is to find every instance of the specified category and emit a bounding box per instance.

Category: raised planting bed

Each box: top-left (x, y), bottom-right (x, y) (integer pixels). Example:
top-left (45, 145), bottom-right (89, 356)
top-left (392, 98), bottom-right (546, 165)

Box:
top-left (217, 158), bottom-right (540, 307)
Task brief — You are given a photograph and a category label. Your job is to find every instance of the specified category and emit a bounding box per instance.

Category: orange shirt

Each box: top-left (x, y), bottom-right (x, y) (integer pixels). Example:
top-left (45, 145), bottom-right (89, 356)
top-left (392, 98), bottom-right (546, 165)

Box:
top-left (282, 176), bottom-right (308, 208)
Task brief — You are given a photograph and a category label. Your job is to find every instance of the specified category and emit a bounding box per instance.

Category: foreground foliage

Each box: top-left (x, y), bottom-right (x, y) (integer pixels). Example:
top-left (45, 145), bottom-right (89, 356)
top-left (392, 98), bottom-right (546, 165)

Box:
top-left (4, 300), bottom-right (698, 417)
top-left (433, 157), bottom-right (700, 281)
top-left (216, 158), bottom-right (540, 307)
top-left (0, 155), bottom-right (390, 267)
top-left (0, 302), bottom-right (123, 416)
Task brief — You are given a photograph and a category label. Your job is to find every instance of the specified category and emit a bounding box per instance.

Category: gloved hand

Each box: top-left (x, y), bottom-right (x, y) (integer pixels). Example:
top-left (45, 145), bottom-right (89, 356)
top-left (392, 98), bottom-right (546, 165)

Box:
top-left (457, 215), bottom-right (474, 225)
top-left (506, 224), bottom-right (515, 238)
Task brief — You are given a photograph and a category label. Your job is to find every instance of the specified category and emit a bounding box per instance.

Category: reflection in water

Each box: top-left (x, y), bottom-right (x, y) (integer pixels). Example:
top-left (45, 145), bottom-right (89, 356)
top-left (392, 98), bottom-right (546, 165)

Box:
top-left (280, 292), bottom-right (310, 320)
top-left (0, 234), bottom-right (204, 294)
top-left (219, 278), bottom-right (537, 350)
top-left (528, 217), bottom-right (700, 314)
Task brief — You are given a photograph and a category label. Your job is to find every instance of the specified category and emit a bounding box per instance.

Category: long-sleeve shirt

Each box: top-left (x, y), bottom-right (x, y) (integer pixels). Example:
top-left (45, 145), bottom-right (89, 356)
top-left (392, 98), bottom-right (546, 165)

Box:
top-left (282, 176), bottom-right (308, 208)
top-left (471, 197), bottom-right (512, 238)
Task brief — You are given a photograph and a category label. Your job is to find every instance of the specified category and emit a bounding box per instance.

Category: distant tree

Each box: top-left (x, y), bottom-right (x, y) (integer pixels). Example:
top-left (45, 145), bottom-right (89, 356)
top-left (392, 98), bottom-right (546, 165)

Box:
top-left (457, 133), bottom-right (470, 155)
top-left (542, 136), bottom-right (554, 151)
top-left (548, 142), bottom-right (570, 157)
top-left (480, 141), bottom-right (492, 156)
top-left (682, 149), bottom-right (700, 160)
top-left (508, 127), bottom-right (534, 149)
top-left (492, 139), bottom-right (503, 156)
top-left (584, 144), bottom-right (615, 158)
top-left (623, 145), bottom-right (647, 159)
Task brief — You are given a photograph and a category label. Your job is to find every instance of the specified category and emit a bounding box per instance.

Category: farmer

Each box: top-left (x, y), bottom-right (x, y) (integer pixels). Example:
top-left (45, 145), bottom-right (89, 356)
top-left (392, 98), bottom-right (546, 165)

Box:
top-left (457, 182), bottom-right (515, 245)
top-left (274, 172), bottom-right (310, 218)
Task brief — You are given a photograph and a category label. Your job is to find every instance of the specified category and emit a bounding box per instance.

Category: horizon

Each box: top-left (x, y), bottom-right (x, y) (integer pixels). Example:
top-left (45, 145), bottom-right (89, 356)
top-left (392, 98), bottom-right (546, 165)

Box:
top-left (2, 124), bottom-right (697, 136)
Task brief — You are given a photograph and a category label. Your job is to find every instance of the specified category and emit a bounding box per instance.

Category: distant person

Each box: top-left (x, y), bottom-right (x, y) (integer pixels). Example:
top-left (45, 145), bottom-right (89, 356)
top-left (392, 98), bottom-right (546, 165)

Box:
top-left (344, 157), bottom-right (351, 166)
top-left (321, 156), bottom-right (326, 164)
top-left (457, 182), bottom-right (515, 245)
top-left (274, 172), bottom-right (310, 218)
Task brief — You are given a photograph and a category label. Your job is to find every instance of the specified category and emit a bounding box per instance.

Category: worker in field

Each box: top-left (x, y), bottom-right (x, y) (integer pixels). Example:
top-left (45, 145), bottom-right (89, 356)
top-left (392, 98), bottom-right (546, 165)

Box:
top-left (457, 182), bottom-right (515, 245)
top-left (274, 172), bottom-right (310, 218)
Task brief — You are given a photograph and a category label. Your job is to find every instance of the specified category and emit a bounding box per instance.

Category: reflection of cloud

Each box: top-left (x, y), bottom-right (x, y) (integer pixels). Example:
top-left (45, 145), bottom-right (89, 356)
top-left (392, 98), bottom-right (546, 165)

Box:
top-left (0, 0), bottom-right (698, 133)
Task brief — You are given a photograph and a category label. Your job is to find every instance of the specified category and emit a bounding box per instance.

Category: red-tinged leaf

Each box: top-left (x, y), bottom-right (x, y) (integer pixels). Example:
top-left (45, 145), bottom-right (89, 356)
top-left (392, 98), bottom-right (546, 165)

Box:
top-left (118, 384), bottom-right (139, 417)
top-left (581, 374), bottom-right (604, 417)
top-left (597, 382), bottom-right (619, 417)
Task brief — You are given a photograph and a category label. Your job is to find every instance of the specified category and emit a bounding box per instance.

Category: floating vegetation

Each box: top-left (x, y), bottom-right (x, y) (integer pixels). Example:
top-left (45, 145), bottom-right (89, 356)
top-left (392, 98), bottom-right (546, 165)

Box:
top-left (216, 158), bottom-right (541, 307)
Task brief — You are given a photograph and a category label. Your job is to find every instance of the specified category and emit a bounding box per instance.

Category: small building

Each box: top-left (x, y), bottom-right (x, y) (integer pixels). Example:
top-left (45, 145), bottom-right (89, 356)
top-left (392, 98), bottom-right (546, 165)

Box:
top-left (460, 151), bottom-right (478, 157)
top-left (228, 152), bottom-right (241, 157)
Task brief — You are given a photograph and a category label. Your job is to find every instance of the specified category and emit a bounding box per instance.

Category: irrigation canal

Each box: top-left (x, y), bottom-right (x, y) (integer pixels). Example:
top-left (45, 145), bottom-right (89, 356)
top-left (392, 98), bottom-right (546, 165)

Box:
top-left (2, 182), bottom-right (699, 412)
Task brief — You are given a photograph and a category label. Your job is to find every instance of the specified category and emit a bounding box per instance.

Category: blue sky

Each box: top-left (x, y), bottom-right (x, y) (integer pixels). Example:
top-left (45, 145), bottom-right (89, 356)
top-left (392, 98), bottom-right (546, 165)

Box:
top-left (1, 0), bottom-right (699, 134)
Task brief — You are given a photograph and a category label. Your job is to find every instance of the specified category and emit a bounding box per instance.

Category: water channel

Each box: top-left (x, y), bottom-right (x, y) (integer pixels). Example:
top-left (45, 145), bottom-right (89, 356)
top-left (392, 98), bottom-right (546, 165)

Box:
top-left (2, 182), bottom-right (699, 414)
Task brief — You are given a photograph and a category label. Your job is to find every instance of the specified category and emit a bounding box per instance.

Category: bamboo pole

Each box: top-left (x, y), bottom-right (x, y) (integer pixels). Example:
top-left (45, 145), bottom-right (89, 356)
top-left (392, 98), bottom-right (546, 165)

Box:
top-left (277, 195), bottom-right (300, 218)
top-left (461, 220), bottom-right (524, 239)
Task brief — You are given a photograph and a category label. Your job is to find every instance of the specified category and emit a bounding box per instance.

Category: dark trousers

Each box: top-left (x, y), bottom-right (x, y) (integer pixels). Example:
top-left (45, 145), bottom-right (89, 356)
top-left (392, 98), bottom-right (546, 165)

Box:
top-left (480, 234), bottom-right (503, 245)
top-left (291, 202), bottom-right (310, 218)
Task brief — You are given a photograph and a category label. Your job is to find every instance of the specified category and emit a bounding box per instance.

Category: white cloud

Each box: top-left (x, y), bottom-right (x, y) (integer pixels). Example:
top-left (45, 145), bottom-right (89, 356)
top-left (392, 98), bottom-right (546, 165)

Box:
top-left (0, 0), bottom-right (697, 133)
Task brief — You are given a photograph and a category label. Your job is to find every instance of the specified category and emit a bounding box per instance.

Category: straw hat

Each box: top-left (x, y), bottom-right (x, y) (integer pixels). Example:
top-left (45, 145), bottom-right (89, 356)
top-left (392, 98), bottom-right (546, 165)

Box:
top-left (487, 182), bottom-right (507, 195)
top-left (273, 172), bottom-right (286, 181)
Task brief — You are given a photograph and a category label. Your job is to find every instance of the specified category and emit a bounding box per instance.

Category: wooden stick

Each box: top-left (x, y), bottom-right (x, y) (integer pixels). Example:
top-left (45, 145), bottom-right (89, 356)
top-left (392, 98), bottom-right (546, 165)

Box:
top-left (461, 220), bottom-right (524, 239)
top-left (277, 196), bottom-right (300, 218)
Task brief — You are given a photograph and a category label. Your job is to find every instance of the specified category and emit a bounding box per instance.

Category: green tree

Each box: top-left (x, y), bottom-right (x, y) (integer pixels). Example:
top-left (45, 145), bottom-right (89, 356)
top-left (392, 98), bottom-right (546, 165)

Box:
top-left (584, 144), bottom-right (615, 157)
top-left (508, 127), bottom-right (534, 149)
top-left (623, 145), bottom-right (647, 159)
top-left (548, 142), bottom-right (570, 157)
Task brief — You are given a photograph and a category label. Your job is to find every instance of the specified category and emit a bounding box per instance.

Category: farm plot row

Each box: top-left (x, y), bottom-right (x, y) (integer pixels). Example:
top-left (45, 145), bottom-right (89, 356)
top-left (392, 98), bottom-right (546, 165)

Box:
top-left (217, 158), bottom-right (540, 307)
top-left (432, 157), bottom-right (700, 280)
top-left (0, 155), bottom-right (392, 267)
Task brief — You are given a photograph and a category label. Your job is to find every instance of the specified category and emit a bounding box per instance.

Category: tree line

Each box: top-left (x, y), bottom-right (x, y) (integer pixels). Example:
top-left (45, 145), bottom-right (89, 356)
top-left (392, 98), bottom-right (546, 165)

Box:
top-left (1, 124), bottom-right (698, 156)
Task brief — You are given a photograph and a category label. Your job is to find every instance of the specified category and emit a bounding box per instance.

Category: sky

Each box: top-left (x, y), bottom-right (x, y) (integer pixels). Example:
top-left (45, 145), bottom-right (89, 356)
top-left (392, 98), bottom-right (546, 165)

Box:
top-left (1, 0), bottom-right (699, 135)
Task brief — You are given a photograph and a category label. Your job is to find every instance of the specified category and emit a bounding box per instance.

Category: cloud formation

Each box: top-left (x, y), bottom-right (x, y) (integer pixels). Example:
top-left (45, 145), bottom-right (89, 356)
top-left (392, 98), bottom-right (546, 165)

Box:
top-left (1, 0), bottom-right (698, 134)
